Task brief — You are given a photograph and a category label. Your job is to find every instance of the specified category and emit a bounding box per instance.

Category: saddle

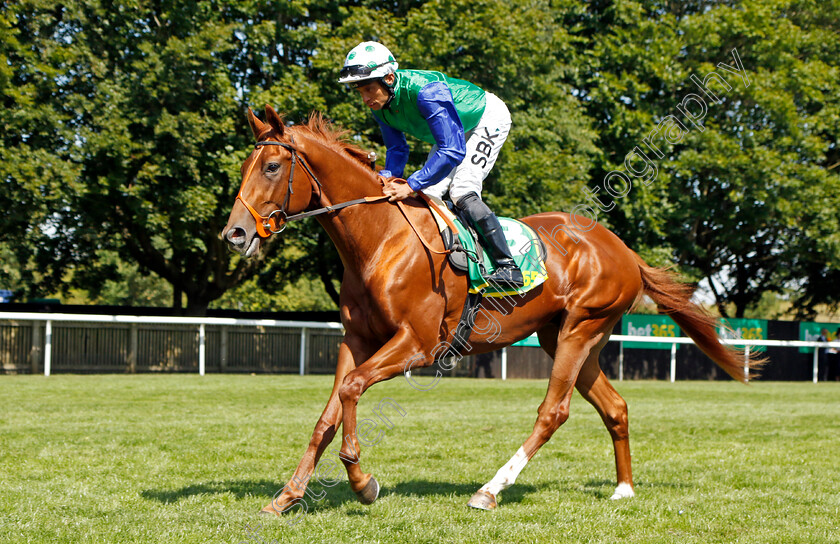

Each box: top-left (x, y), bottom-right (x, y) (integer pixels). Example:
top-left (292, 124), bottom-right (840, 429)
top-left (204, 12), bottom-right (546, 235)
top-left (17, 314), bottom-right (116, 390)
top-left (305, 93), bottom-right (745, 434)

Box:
top-left (424, 196), bottom-right (549, 297)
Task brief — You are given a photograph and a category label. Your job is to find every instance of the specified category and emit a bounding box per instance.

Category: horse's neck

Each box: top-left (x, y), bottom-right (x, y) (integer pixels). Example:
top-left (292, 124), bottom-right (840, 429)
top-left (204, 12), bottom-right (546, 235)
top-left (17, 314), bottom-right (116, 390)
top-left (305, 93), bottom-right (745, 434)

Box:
top-left (315, 195), bottom-right (408, 277)
top-left (303, 140), bottom-right (408, 274)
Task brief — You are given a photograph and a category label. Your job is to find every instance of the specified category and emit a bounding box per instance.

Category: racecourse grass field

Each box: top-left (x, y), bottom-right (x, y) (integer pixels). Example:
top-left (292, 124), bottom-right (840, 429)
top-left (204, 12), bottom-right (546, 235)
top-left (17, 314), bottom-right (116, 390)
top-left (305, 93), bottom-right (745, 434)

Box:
top-left (1, 375), bottom-right (838, 544)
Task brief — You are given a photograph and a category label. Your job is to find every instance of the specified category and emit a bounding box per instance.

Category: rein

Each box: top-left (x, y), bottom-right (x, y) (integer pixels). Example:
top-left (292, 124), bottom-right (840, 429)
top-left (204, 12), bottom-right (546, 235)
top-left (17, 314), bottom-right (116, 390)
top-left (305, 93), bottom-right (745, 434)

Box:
top-left (236, 138), bottom-right (455, 255)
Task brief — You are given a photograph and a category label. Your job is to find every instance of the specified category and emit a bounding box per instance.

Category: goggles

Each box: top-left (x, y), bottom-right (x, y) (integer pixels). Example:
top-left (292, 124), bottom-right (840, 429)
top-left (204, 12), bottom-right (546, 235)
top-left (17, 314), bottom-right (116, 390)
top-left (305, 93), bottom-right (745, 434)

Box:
top-left (339, 61), bottom-right (391, 80)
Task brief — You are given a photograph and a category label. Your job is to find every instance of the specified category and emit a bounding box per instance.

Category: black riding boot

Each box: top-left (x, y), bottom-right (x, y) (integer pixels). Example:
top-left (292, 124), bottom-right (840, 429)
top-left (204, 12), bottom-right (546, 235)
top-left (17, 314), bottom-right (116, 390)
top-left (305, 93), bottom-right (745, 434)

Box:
top-left (455, 192), bottom-right (525, 287)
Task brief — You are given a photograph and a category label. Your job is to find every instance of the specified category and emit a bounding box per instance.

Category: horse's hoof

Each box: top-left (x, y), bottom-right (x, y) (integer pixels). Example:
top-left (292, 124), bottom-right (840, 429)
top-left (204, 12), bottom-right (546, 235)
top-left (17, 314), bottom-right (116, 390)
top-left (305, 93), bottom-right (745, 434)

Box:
top-left (467, 490), bottom-right (497, 510)
top-left (259, 497), bottom-right (295, 516)
top-left (609, 482), bottom-right (635, 500)
top-left (259, 504), bottom-right (280, 516)
top-left (355, 476), bottom-right (380, 505)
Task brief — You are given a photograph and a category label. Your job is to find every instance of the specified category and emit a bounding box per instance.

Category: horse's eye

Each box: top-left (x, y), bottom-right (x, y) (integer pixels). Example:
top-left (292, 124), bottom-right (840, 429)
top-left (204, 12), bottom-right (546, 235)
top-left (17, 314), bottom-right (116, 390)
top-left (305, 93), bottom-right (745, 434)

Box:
top-left (266, 163), bottom-right (280, 174)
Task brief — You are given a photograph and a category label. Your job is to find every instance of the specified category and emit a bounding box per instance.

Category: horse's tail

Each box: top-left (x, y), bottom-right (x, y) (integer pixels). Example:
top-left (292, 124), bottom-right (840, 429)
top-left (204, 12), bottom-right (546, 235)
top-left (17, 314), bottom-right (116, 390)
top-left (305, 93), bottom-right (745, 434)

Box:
top-left (634, 255), bottom-right (765, 383)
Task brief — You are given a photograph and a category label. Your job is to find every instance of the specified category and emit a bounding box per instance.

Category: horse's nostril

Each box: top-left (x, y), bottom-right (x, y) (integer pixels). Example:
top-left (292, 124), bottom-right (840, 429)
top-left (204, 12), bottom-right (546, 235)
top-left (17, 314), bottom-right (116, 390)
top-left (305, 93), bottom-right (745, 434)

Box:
top-left (226, 226), bottom-right (247, 246)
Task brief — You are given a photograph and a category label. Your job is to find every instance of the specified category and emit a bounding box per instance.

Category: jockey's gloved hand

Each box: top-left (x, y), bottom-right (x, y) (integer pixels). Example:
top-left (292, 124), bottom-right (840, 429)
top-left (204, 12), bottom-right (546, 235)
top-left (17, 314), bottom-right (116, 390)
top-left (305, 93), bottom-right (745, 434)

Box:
top-left (377, 169), bottom-right (400, 187)
top-left (382, 177), bottom-right (414, 201)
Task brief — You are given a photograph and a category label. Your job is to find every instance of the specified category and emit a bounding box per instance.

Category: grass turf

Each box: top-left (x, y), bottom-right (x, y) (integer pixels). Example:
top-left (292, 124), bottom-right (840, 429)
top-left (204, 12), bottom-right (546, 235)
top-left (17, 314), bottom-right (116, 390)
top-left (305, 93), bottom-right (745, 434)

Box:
top-left (1, 374), bottom-right (838, 543)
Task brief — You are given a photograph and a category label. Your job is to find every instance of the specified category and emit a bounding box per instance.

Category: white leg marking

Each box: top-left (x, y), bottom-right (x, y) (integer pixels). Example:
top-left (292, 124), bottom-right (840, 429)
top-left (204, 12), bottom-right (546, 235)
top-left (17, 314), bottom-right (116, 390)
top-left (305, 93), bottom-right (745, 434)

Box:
top-left (479, 447), bottom-right (529, 496)
top-left (610, 482), bottom-right (635, 500)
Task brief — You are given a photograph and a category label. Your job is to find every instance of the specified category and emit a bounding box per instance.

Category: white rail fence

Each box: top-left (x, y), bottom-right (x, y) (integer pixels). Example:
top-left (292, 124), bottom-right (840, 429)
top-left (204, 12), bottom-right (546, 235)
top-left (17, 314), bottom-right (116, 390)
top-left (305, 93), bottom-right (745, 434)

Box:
top-left (609, 334), bottom-right (840, 384)
top-left (0, 312), bottom-right (343, 377)
top-left (2, 312), bottom-right (839, 382)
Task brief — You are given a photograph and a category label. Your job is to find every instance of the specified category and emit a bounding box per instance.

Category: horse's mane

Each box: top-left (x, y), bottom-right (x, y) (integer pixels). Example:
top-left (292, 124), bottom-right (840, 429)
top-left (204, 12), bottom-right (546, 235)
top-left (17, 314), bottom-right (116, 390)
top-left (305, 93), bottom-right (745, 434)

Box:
top-left (291, 113), bottom-right (372, 169)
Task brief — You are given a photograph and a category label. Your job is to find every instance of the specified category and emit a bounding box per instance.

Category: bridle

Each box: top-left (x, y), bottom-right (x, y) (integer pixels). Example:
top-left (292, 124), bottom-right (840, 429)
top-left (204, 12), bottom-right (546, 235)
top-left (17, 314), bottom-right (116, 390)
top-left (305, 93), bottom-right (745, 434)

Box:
top-left (235, 138), bottom-right (322, 237)
top-left (236, 137), bottom-right (394, 238)
top-left (234, 136), bottom-right (457, 256)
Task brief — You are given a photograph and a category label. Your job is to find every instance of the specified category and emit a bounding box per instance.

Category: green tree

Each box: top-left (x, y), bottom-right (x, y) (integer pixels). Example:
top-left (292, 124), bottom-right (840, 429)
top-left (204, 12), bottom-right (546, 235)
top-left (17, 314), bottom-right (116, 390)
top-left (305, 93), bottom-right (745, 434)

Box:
top-left (575, 0), bottom-right (840, 317)
top-left (0, 1), bottom-right (85, 299)
top-left (1, 1), bottom-right (289, 313)
top-left (4, 0), bottom-right (840, 320)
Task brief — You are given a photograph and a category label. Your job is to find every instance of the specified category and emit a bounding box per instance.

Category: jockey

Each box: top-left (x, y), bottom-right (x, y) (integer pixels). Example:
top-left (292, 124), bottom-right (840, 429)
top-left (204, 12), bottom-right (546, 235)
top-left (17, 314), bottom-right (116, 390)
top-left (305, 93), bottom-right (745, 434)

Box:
top-left (338, 41), bottom-right (524, 287)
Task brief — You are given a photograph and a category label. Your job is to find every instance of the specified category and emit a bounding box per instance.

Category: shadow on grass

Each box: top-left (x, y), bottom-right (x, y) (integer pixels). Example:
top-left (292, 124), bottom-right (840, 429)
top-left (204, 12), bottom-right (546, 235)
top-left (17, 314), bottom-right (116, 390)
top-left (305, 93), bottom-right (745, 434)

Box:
top-left (386, 480), bottom-right (540, 505)
top-left (142, 475), bottom-right (686, 511)
top-left (141, 478), bottom-right (542, 511)
top-left (140, 479), bottom-right (281, 504)
top-left (582, 478), bottom-right (692, 498)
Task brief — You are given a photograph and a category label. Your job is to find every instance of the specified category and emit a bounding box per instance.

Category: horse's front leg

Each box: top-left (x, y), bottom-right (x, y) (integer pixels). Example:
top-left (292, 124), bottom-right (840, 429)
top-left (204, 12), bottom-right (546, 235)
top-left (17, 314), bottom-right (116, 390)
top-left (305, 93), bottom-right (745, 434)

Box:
top-left (337, 327), bottom-right (427, 504)
top-left (261, 338), bottom-right (372, 516)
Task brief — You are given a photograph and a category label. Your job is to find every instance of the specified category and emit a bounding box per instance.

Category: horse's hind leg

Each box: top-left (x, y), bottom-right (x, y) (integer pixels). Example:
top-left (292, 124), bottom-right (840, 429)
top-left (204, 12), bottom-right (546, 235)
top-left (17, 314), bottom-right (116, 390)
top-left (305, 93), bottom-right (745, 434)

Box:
top-left (466, 317), bottom-right (611, 510)
top-left (575, 348), bottom-right (635, 499)
top-left (538, 321), bottom-right (634, 500)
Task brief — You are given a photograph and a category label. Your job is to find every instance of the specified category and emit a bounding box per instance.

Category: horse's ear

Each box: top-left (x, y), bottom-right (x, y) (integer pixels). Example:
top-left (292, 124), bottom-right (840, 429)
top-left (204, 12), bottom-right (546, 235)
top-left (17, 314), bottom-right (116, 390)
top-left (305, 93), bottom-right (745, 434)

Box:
top-left (247, 108), bottom-right (267, 140)
top-left (264, 104), bottom-right (285, 138)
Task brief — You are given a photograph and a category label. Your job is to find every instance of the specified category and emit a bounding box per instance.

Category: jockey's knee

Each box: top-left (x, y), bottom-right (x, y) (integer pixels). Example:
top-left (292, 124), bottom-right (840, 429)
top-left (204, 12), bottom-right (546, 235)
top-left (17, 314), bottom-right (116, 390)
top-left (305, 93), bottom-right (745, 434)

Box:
top-left (455, 191), bottom-right (482, 211)
top-left (454, 192), bottom-right (492, 222)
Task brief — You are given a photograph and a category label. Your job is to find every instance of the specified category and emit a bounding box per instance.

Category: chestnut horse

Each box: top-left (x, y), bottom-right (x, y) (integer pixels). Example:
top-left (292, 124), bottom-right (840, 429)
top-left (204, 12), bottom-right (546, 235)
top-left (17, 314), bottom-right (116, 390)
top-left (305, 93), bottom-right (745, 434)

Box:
top-left (222, 105), bottom-right (760, 514)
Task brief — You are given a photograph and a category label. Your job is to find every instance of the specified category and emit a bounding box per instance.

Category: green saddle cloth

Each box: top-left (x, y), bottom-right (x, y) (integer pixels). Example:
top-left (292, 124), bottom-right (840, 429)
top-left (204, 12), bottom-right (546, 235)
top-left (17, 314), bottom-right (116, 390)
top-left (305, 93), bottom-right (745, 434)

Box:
top-left (452, 217), bottom-right (548, 297)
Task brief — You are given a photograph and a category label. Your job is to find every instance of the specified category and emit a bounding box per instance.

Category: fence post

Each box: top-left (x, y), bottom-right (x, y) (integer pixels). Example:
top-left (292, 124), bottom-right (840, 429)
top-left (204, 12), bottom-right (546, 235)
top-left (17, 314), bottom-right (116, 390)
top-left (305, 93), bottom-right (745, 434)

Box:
top-left (128, 323), bottom-right (138, 374)
top-left (299, 328), bottom-right (307, 376)
top-left (30, 320), bottom-right (42, 374)
top-left (813, 347), bottom-right (819, 384)
top-left (744, 346), bottom-right (750, 383)
top-left (44, 320), bottom-right (52, 377)
top-left (220, 326), bottom-right (228, 371)
top-left (198, 324), bottom-right (206, 376)
top-left (619, 341), bottom-right (624, 381)
top-left (670, 342), bottom-right (676, 383)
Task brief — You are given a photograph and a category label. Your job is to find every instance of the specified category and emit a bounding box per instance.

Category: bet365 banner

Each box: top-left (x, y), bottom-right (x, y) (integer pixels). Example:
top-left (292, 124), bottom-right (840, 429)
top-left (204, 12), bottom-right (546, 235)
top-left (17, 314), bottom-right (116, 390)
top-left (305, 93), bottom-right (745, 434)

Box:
top-left (621, 314), bottom-right (681, 349)
top-left (799, 322), bottom-right (840, 353)
top-left (717, 318), bottom-right (768, 352)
